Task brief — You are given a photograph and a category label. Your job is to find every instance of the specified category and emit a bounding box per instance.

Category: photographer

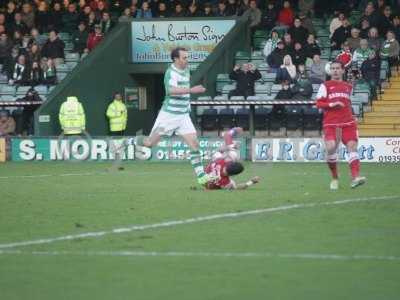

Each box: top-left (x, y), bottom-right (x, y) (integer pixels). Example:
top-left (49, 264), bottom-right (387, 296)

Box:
top-left (228, 63), bottom-right (261, 99)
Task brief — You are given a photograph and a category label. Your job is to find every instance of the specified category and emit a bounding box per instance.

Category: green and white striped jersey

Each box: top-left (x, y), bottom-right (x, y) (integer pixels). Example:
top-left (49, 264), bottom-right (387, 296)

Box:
top-left (161, 64), bottom-right (191, 115)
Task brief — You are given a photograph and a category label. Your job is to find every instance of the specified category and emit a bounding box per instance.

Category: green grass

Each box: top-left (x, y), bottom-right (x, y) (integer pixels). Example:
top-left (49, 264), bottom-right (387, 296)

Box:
top-left (0, 161), bottom-right (400, 300)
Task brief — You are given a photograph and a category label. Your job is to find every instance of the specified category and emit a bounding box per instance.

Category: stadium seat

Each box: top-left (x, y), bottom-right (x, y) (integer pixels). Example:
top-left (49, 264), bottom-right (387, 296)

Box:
top-left (255, 83), bottom-right (270, 95)
top-left (65, 52), bottom-right (80, 62)
top-left (218, 108), bottom-right (235, 129)
top-left (257, 63), bottom-right (269, 72)
top-left (66, 61), bottom-right (78, 70)
top-left (16, 86), bottom-right (31, 97)
top-left (271, 84), bottom-right (282, 95)
top-left (34, 85), bottom-right (48, 94)
top-left (254, 107), bottom-right (271, 130)
top-left (57, 64), bottom-right (70, 73)
top-left (235, 108), bottom-right (250, 130)
top-left (285, 106), bottom-right (303, 130)
top-left (262, 72), bottom-right (276, 83)
top-left (303, 106), bottom-right (321, 131)
top-left (1, 85), bottom-right (16, 96)
top-left (57, 72), bottom-right (68, 81)
top-left (200, 108), bottom-right (218, 132)
top-left (222, 84), bottom-right (236, 96)
top-left (235, 51), bottom-right (251, 65)
top-left (0, 94), bottom-right (16, 101)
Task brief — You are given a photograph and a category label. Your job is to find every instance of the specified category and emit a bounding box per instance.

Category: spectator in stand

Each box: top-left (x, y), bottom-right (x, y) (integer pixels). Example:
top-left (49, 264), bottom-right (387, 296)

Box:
top-left (361, 51), bottom-right (380, 99)
top-left (361, 2), bottom-right (380, 28)
top-left (95, 1), bottom-right (108, 19)
top-left (0, 110), bottom-right (16, 137)
top-left (228, 63), bottom-right (261, 98)
top-left (63, 3), bottom-right (79, 35)
top-left (282, 32), bottom-right (294, 56)
top-left (41, 30), bottom-right (65, 66)
top-left (260, 1), bottom-right (277, 31)
top-left (292, 42), bottom-right (307, 67)
top-left (276, 54), bottom-right (297, 84)
top-left (288, 17), bottom-right (309, 46)
top-left (273, 79), bottom-right (292, 116)
top-left (309, 53), bottom-right (326, 84)
top-left (216, 1), bottom-right (228, 17)
top-left (237, 0), bottom-right (250, 16)
top-left (81, 47), bottom-right (90, 60)
top-left (303, 33), bottom-right (321, 59)
top-left (28, 61), bottom-right (43, 86)
top-left (263, 30), bottom-right (281, 59)
top-left (380, 30), bottom-right (400, 73)
top-left (156, 2), bottom-right (169, 18)
top-left (226, 0), bottom-right (238, 16)
top-left (291, 64), bottom-right (313, 99)
top-left (30, 28), bottom-right (47, 47)
top-left (203, 3), bottom-right (215, 17)
top-left (78, 5), bottom-right (91, 24)
top-left (277, 0), bottom-right (294, 28)
top-left (267, 40), bottom-right (287, 70)
top-left (10, 12), bottom-right (28, 35)
top-left (2, 46), bottom-right (19, 77)
top-left (331, 18), bottom-right (351, 50)
top-left (247, 0), bottom-right (262, 44)
top-left (21, 2), bottom-right (35, 30)
top-left (87, 12), bottom-right (98, 32)
top-left (393, 16), bottom-right (400, 42)
top-left (8, 54), bottom-right (30, 85)
top-left (378, 5), bottom-right (394, 37)
top-left (73, 22), bottom-right (89, 54)
top-left (329, 11), bottom-right (345, 38)
top-left (119, 7), bottom-right (133, 21)
top-left (101, 11), bottom-right (115, 34)
top-left (353, 39), bottom-right (374, 68)
top-left (336, 41), bottom-right (353, 69)
top-left (137, 1), bottom-right (153, 18)
top-left (171, 3), bottom-right (185, 17)
top-left (20, 34), bottom-right (32, 56)
top-left (17, 88), bottom-right (43, 135)
top-left (298, 0), bottom-right (314, 17)
top-left (299, 12), bottom-right (316, 37)
top-left (346, 27), bottom-right (361, 52)
top-left (87, 24), bottom-right (103, 51)
top-left (26, 43), bottom-right (41, 64)
top-left (49, 2), bottom-right (64, 32)
top-left (5, 1), bottom-right (17, 26)
top-left (0, 33), bottom-right (13, 65)
top-left (42, 58), bottom-right (57, 85)
top-left (367, 27), bottom-right (383, 52)
top-left (359, 18), bottom-right (370, 39)
top-left (186, 3), bottom-right (202, 17)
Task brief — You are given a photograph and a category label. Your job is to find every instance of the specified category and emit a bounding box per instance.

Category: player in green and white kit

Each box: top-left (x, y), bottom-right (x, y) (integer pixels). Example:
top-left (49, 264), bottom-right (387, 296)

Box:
top-left (134, 47), bottom-right (217, 185)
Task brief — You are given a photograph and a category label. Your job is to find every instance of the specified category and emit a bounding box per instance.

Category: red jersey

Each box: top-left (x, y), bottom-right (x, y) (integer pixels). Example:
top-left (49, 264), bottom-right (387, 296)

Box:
top-left (205, 158), bottom-right (235, 190)
top-left (316, 80), bottom-right (355, 127)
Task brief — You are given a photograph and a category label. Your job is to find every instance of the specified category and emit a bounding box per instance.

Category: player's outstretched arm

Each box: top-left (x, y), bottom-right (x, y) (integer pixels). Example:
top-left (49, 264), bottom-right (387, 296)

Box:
top-left (170, 85), bottom-right (206, 95)
top-left (234, 176), bottom-right (261, 190)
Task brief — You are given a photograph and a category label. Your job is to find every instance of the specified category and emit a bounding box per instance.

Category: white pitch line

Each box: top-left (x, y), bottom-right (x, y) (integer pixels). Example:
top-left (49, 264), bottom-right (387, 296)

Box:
top-left (0, 250), bottom-right (399, 262)
top-left (0, 195), bottom-right (398, 250)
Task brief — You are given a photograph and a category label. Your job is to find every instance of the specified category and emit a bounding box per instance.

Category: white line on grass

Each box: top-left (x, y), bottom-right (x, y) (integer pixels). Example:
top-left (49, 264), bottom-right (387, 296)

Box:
top-left (0, 249), bottom-right (399, 262)
top-left (0, 195), bottom-right (398, 250)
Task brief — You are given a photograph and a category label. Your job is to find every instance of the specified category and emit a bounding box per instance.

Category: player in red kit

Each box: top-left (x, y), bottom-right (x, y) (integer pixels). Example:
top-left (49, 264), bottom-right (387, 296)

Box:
top-left (204, 127), bottom-right (260, 190)
top-left (316, 61), bottom-right (366, 190)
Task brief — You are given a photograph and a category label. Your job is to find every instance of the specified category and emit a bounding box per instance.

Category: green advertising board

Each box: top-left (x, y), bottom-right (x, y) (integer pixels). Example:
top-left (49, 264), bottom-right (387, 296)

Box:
top-left (11, 137), bottom-right (247, 161)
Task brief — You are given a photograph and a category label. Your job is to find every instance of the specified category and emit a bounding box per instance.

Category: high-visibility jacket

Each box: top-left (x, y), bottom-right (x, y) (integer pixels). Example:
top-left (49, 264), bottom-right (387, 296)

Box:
top-left (59, 96), bottom-right (86, 135)
top-left (106, 99), bottom-right (127, 132)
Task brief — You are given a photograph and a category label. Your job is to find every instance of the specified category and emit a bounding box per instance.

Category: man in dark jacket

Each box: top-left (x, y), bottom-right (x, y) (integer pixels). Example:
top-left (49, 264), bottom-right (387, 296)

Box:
top-left (62, 3), bottom-right (79, 35)
top-left (101, 11), bottom-right (115, 35)
top-left (292, 42), bottom-right (307, 67)
top-left (228, 63), bottom-right (262, 98)
top-left (260, 2), bottom-right (277, 30)
top-left (331, 18), bottom-right (352, 50)
top-left (361, 51), bottom-right (380, 99)
top-left (41, 30), bottom-right (65, 65)
top-left (288, 18), bottom-right (309, 45)
top-left (72, 22), bottom-right (89, 54)
top-left (267, 41), bottom-right (287, 69)
top-left (0, 33), bottom-right (13, 64)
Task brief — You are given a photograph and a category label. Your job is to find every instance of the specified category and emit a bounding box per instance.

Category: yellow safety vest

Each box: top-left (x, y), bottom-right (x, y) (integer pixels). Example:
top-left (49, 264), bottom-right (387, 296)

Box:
top-left (106, 100), bottom-right (127, 132)
top-left (59, 97), bottom-right (86, 135)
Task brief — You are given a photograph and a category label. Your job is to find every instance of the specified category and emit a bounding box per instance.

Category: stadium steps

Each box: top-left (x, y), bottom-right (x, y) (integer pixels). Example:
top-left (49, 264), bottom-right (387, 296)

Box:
top-left (359, 74), bottom-right (400, 137)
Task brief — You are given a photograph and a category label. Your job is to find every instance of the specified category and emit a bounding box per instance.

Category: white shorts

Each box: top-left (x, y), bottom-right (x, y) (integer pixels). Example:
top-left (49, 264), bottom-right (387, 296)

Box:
top-left (150, 110), bottom-right (196, 137)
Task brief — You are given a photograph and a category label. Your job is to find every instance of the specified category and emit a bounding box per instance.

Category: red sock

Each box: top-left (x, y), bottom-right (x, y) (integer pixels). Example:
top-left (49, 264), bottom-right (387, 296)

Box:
top-left (349, 152), bottom-right (360, 179)
top-left (327, 154), bottom-right (338, 179)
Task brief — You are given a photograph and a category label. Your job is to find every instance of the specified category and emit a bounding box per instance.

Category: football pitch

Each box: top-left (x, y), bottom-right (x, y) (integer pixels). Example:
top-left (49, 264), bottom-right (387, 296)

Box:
top-left (0, 161), bottom-right (399, 300)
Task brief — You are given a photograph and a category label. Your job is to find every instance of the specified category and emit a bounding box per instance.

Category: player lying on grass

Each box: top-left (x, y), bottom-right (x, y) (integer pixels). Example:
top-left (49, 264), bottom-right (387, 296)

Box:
top-left (203, 127), bottom-right (260, 190)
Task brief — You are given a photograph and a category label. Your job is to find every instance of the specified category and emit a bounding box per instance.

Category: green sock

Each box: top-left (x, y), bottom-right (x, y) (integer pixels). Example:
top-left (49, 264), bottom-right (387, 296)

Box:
top-left (190, 150), bottom-right (205, 178)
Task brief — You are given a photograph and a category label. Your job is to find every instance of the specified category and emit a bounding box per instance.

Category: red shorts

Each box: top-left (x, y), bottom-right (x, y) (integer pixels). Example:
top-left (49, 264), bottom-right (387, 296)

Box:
top-left (323, 123), bottom-right (358, 145)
